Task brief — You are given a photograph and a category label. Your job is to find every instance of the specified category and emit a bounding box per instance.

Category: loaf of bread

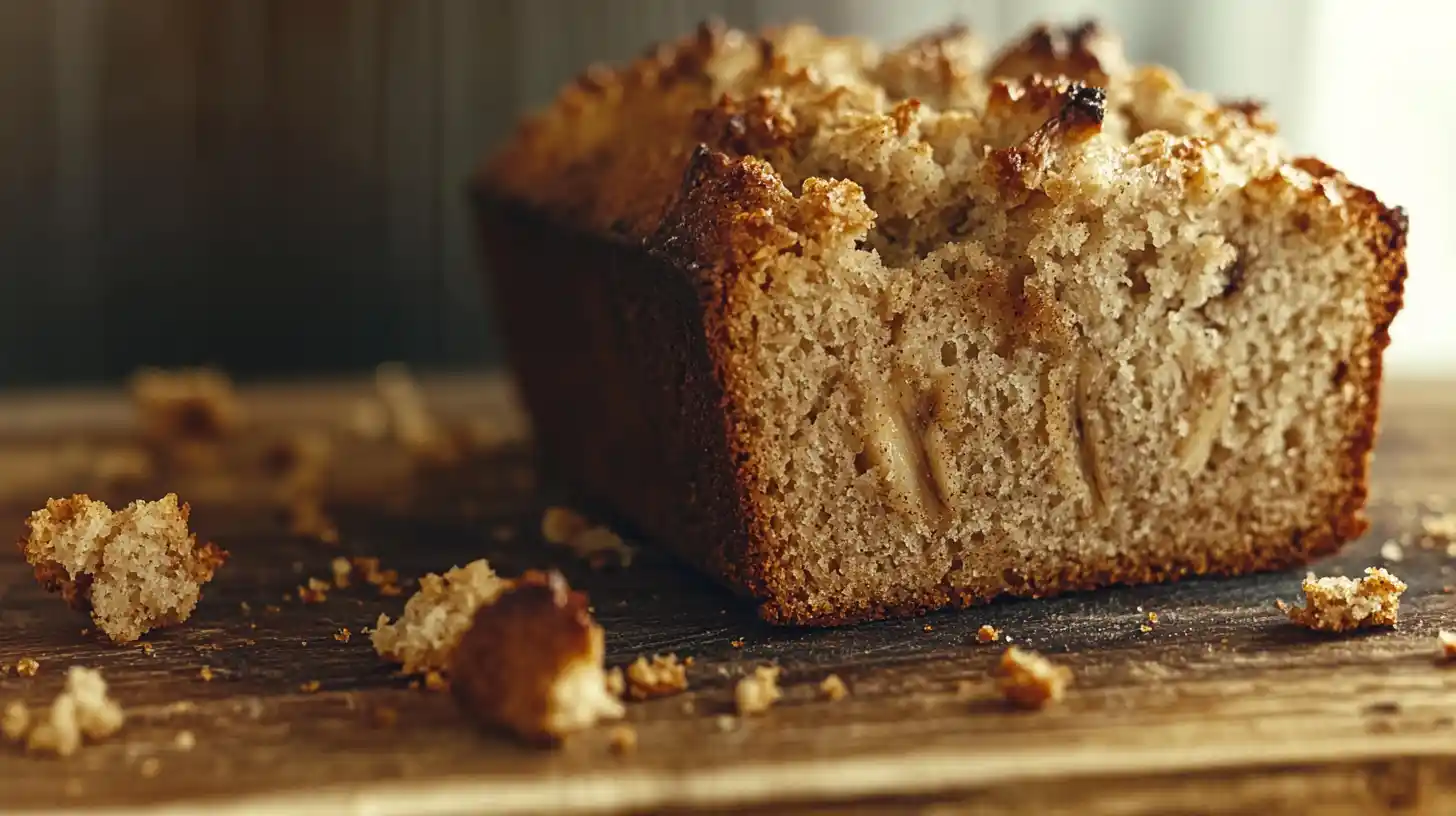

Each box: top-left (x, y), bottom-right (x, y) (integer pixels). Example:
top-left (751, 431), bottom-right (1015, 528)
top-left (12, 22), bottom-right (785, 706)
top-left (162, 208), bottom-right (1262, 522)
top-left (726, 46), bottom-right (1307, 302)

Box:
top-left (473, 21), bottom-right (1407, 626)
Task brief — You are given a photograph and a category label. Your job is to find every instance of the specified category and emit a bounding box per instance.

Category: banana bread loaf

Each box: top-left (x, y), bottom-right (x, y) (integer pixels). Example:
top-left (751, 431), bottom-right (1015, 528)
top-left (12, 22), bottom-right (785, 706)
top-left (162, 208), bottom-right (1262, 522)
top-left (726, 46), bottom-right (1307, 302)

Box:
top-left (473, 21), bottom-right (1407, 626)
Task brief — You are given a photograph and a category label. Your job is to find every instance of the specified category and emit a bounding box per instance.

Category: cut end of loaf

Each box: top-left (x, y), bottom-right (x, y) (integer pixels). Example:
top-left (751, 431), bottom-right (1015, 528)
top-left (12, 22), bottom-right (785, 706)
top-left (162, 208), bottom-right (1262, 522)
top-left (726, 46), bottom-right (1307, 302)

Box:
top-left (479, 20), bottom-right (1407, 626)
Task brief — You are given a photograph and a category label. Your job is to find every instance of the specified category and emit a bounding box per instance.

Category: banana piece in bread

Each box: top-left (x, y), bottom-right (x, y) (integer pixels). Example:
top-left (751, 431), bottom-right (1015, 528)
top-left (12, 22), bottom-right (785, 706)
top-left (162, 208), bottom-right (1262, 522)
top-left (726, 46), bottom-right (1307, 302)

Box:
top-left (474, 22), bottom-right (1406, 625)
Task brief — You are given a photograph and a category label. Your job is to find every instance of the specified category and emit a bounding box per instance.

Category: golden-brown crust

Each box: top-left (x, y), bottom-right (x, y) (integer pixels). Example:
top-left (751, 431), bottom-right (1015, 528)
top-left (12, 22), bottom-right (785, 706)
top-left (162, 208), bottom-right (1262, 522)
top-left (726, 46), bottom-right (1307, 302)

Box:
top-left (475, 20), bottom-right (1407, 628)
top-left (986, 21), bottom-right (1126, 85)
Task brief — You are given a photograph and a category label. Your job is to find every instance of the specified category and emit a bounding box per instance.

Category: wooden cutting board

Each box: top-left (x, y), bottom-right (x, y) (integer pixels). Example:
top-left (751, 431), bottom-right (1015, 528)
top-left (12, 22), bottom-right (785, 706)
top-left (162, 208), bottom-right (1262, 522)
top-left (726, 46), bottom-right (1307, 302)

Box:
top-left (1, 374), bottom-right (1454, 816)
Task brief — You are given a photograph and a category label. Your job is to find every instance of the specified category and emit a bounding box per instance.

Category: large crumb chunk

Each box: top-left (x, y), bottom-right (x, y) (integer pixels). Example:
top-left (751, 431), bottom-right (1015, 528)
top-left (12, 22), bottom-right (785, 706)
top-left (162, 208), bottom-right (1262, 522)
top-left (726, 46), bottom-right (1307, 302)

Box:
top-left (372, 559), bottom-right (509, 675)
top-left (625, 654), bottom-right (689, 700)
top-left (18, 494), bottom-right (227, 643)
top-left (1277, 567), bottom-right (1407, 632)
top-left (976, 624), bottom-right (1000, 643)
top-left (451, 570), bottom-right (623, 744)
top-left (995, 647), bottom-right (1072, 710)
top-left (819, 674), bottom-right (849, 701)
top-left (735, 666), bottom-right (782, 716)
top-left (16, 667), bottom-right (125, 757)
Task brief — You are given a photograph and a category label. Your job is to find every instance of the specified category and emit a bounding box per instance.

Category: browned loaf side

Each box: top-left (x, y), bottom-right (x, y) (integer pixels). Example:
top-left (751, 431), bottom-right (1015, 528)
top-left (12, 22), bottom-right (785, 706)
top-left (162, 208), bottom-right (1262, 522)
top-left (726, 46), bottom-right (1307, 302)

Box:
top-left (473, 21), bottom-right (1407, 626)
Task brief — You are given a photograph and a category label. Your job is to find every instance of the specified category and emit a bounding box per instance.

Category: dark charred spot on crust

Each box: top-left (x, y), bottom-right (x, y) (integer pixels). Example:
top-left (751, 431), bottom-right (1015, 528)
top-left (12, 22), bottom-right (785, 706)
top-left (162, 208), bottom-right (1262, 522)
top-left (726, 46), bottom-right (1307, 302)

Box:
top-left (691, 91), bottom-right (798, 157)
top-left (1380, 206), bottom-right (1410, 253)
top-left (1219, 252), bottom-right (1247, 299)
top-left (988, 19), bottom-right (1118, 84)
top-left (1060, 83), bottom-right (1107, 130)
top-left (1332, 360), bottom-right (1349, 388)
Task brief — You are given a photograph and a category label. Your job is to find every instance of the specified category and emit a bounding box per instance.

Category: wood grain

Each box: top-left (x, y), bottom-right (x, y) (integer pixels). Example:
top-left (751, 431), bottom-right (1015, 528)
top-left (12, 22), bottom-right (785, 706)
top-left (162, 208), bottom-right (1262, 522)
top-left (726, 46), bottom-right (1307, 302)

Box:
top-left (0, 376), bottom-right (1454, 815)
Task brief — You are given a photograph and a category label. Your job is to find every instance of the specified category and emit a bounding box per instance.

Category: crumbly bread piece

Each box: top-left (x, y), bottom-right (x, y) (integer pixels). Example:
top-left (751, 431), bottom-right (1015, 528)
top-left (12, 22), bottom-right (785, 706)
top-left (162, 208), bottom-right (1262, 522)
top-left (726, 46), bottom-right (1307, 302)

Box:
top-left (2, 701), bottom-right (30, 742)
top-left (19, 667), bottom-right (125, 757)
top-left (625, 654), bottom-right (689, 700)
top-left (18, 495), bottom-right (227, 643)
top-left (476, 20), bottom-right (1406, 625)
top-left (734, 665), bottom-right (782, 715)
top-left (372, 559), bottom-right (509, 675)
top-left (996, 646), bottom-right (1072, 709)
top-left (819, 673), bottom-right (849, 701)
top-left (1277, 567), bottom-right (1406, 632)
top-left (1439, 631), bottom-right (1456, 660)
top-left (130, 369), bottom-right (244, 468)
top-left (451, 571), bottom-right (623, 743)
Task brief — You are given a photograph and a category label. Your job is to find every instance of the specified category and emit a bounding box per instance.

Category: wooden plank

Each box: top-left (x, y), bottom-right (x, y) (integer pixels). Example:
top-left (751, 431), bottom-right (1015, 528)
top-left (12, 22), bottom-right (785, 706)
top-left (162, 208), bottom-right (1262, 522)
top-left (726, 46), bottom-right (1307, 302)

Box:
top-left (0, 376), bottom-right (1455, 814)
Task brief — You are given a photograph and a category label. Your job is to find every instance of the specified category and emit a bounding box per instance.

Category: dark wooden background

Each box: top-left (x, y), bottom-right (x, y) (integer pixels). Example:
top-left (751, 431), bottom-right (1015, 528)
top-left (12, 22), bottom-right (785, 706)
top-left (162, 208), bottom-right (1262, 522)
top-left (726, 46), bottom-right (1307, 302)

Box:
top-left (0, 0), bottom-right (1328, 388)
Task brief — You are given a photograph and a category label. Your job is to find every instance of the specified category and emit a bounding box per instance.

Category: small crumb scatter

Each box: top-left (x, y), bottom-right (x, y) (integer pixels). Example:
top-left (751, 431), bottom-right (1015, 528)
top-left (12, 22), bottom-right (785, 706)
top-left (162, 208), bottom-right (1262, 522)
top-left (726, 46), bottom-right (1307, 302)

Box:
top-left (198, 667), bottom-right (214, 682)
top-left (140, 643), bottom-right (155, 657)
top-left (17, 658), bottom-right (40, 678)
top-left (1380, 540), bottom-right (1405, 563)
top-left (1147, 612), bottom-right (1159, 624)
top-left (730, 638), bottom-right (745, 649)
top-left (976, 625), bottom-right (999, 643)
top-left (995, 647), bottom-right (1073, 710)
top-left (734, 666), bottom-right (782, 716)
top-left (174, 730), bottom-right (196, 750)
top-left (716, 715), bottom-right (737, 732)
top-left (298, 577), bottom-right (330, 604)
top-left (540, 507), bottom-right (635, 568)
top-left (625, 654), bottom-right (689, 700)
top-left (240, 601), bottom-right (251, 614)
top-left (923, 624), bottom-right (933, 632)
top-left (334, 628), bottom-right (352, 643)
top-left (608, 725), bottom-right (638, 755)
top-left (299, 681), bottom-right (320, 693)
top-left (1277, 567), bottom-right (1407, 632)
top-left (819, 674), bottom-right (849, 701)
top-left (139, 757), bottom-right (161, 778)
top-left (423, 670), bottom-right (448, 692)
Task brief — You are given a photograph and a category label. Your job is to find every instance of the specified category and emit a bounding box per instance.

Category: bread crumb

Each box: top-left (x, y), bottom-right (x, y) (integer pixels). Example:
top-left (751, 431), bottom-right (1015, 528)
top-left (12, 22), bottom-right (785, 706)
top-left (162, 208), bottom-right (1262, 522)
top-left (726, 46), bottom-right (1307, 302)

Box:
top-left (284, 498), bottom-right (339, 545)
top-left (995, 647), bottom-right (1073, 710)
top-left (1424, 513), bottom-right (1456, 542)
top-left (452, 570), bottom-right (624, 743)
top-left (716, 715), bottom-right (737, 732)
top-left (198, 667), bottom-right (214, 682)
top-left (1277, 567), bottom-right (1407, 632)
top-left (23, 667), bottom-right (125, 757)
top-left (299, 680), bottom-right (320, 693)
top-left (819, 674), bottom-right (849, 701)
top-left (976, 625), bottom-right (999, 643)
top-left (375, 363), bottom-right (460, 466)
top-left (730, 638), bottom-right (744, 649)
top-left (605, 667), bottom-right (626, 697)
top-left (2, 701), bottom-right (30, 742)
top-left (541, 507), bottom-right (635, 568)
top-left (1147, 611), bottom-right (1159, 624)
top-left (17, 658), bottom-right (40, 678)
top-left (333, 628), bottom-right (352, 643)
top-left (608, 725), bottom-right (638, 755)
top-left (1139, 624), bottom-right (1153, 633)
top-left (625, 654), bottom-right (689, 700)
top-left (19, 494), bottom-right (227, 643)
top-left (139, 757), bottom-right (162, 778)
top-left (351, 556), bottom-right (402, 596)
top-left (923, 624), bottom-right (933, 632)
top-left (261, 430), bottom-right (332, 494)
top-left (174, 730), bottom-right (196, 750)
top-left (330, 557), bottom-right (353, 589)
top-left (1380, 540), bottom-right (1405, 563)
top-left (298, 577), bottom-right (331, 604)
top-left (423, 670), bottom-right (448, 692)
top-left (130, 368), bottom-right (244, 464)
top-left (372, 559), bottom-right (509, 676)
top-left (734, 666), bottom-right (782, 716)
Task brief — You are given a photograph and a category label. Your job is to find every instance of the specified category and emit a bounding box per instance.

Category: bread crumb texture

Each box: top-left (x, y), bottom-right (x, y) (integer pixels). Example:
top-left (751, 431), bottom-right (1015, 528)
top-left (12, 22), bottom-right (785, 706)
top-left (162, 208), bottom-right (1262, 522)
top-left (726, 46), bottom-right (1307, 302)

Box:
top-left (625, 654), bottom-right (689, 700)
top-left (451, 570), bottom-right (623, 744)
top-left (1277, 567), bottom-right (1406, 632)
top-left (819, 673), bottom-right (849, 701)
top-left (735, 665), bottom-right (783, 715)
top-left (18, 494), bottom-right (227, 643)
top-left (976, 624), bottom-right (1000, 643)
top-left (372, 559), bottom-right (509, 675)
top-left (3, 667), bottom-right (125, 757)
top-left (16, 657), bottom-right (40, 678)
top-left (480, 19), bottom-right (1408, 625)
top-left (996, 646), bottom-right (1072, 709)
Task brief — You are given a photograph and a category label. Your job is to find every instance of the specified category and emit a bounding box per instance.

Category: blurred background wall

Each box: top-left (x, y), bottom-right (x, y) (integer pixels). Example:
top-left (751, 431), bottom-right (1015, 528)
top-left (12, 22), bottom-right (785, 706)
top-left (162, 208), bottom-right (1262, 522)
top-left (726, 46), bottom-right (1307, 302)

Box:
top-left (1, 0), bottom-right (1451, 387)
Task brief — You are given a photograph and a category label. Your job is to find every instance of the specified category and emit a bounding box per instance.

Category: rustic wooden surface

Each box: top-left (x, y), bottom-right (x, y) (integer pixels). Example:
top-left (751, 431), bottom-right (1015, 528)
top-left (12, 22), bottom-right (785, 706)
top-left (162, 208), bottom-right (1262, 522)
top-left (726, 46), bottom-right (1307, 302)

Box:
top-left (1, 374), bottom-right (1455, 815)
